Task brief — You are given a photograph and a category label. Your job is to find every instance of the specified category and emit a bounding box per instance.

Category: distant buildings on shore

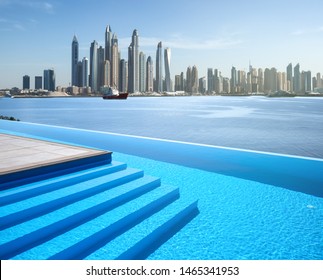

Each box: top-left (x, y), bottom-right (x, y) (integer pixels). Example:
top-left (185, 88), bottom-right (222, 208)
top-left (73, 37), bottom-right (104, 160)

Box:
top-left (4, 23), bottom-right (322, 96)
top-left (20, 69), bottom-right (55, 92)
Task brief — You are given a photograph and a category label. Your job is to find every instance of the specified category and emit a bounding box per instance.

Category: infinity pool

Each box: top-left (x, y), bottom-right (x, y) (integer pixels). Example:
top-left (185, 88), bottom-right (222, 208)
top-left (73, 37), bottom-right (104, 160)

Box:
top-left (0, 121), bottom-right (322, 259)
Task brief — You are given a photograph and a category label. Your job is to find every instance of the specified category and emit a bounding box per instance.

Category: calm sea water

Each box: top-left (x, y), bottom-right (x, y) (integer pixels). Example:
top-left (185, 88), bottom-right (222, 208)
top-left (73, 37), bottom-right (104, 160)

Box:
top-left (1, 96), bottom-right (323, 158)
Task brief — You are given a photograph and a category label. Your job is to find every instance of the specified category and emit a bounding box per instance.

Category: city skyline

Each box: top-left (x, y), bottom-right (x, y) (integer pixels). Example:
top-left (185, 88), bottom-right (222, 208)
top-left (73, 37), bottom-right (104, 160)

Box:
top-left (0, 0), bottom-right (323, 89)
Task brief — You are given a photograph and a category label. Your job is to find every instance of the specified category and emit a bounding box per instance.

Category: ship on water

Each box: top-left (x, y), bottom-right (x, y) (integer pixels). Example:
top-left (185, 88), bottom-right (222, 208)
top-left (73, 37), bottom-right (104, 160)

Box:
top-left (101, 86), bottom-right (128, 100)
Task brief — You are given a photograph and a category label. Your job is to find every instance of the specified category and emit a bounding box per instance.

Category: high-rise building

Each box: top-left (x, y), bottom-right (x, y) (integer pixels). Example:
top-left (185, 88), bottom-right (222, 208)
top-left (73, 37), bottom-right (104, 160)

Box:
top-left (111, 34), bottom-right (119, 88)
top-left (316, 73), bottom-right (322, 88)
top-left (175, 75), bottom-right (181, 91)
top-left (155, 41), bottom-right (163, 93)
top-left (119, 59), bottom-right (127, 92)
top-left (207, 68), bottom-right (214, 93)
top-left (82, 57), bottom-right (89, 87)
top-left (105, 25), bottom-right (112, 62)
top-left (230, 66), bottom-right (237, 93)
top-left (23, 75), bottom-right (30, 90)
top-left (199, 77), bottom-right (206, 93)
top-left (191, 65), bottom-right (199, 93)
top-left (270, 67), bottom-right (277, 92)
top-left (128, 29), bottom-right (139, 93)
top-left (89, 40), bottom-right (98, 92)
top-left (146, 56), bottom-right (153, 92)
top-left (258, 68), bottom-right (264, 92)
top-left (71, 35), bottom-right (79, 86)
top-left (35, 76), bottom-right (42, 89)
top-left (43, 69), bottom-right (55, 91)
top-left (164, 47), bottom-right (171, 92)
top-left (103, 60), bottom-right (110, 87)
top-left (186, 66), bottom-right (192, 93)
top-left (287, 63), bottom-right (293, 92)
top-left (97, 46), bottom-right (105, 89)
top-left (139, 52), bottom-right (146, 92)
top-left (293, 63), bottom-right (300, 93)
top-left (302, 71), bottom-right (311, 92)
top-left (77, 61), bottom-right (83, 87)
top-left (264, 68), bottom-right (271, 93)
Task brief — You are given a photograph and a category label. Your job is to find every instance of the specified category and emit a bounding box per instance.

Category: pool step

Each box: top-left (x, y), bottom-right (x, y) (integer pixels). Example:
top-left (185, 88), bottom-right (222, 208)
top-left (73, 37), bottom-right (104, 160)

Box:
top-left (116, 201), bottom-right (199, 260)
top-left (0, 161), bottom-right (199, 260)
top-left (48, 187), bottom-right (181, 260)
top-left (9, 184), bottom-right (179, 260)
top-left (0, 161), bottom-right (127, 207)
top-left (87, 199), bottom-right (199, 260)
top-left (0, 167), bottom-right (144, 230)
top-left (0, 175), bottom-right (161, 260)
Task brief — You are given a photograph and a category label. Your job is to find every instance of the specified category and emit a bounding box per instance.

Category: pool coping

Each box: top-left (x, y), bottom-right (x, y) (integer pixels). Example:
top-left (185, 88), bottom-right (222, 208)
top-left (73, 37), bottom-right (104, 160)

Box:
top-left (0, 132), bottom-right (112, 188)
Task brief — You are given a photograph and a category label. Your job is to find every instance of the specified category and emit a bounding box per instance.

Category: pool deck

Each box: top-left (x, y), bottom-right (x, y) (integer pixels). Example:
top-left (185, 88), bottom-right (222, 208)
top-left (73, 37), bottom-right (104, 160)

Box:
top-left (0, 133), bottom-right (111, 182)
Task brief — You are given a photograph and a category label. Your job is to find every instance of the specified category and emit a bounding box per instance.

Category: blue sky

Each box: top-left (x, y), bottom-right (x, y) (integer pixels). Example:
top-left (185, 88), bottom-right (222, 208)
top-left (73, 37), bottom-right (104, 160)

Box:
top-left (0, 0), bottom-right (322, 89)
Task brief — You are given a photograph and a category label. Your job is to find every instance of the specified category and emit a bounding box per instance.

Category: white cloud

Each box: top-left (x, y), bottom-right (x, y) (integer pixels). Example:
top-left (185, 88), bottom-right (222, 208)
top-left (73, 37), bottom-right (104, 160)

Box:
top-left (13, 23), bottom-right (24, 30)
top-left (0, 0), bottom-right (55, 13)
top-left (291, 26), bottom-right (323, 36)
top-left (118, 35), bottom-right (242, 51)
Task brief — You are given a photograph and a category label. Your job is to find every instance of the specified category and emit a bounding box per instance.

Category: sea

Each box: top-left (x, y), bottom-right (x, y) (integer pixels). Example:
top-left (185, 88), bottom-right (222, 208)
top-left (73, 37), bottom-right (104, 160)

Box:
top-left (1, 95), bottom-right (323, 159)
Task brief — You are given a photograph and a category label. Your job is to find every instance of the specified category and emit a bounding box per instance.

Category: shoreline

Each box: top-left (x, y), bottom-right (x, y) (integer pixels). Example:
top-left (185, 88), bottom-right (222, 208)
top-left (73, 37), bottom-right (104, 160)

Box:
top-left (2, 91), bottom-right (323, 99)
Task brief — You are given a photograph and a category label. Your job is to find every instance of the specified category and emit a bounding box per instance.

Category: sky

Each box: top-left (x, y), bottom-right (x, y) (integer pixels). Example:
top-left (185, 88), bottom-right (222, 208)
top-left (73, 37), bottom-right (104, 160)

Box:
top-left (0, 0), bottom-right (322, 89)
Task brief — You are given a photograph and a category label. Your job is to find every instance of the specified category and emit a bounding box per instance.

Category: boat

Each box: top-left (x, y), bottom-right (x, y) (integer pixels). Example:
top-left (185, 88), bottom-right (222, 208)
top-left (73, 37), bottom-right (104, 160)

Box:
top-left (101, 86), bottom-right (128, 100)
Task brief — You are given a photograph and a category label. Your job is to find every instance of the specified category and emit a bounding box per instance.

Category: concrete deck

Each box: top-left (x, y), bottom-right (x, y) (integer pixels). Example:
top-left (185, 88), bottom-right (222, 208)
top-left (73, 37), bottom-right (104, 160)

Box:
top-left (0, 133), bottom-right (110, 176)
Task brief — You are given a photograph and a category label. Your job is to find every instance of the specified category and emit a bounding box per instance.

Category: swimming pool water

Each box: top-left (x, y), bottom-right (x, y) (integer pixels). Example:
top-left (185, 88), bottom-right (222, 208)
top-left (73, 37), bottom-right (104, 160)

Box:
top-left (111, 152), bottom-right (323, 260)
top-left (0, 122), bottom-right (322, 260)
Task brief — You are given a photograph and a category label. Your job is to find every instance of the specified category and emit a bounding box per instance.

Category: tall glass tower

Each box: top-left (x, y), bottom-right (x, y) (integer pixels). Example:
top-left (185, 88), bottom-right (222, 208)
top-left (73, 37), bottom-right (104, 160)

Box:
top-left (71, 35), bottom-right (79, 86)
top-left (90, 40), bottom-right (98, 92)
top-left (146, 56), bottom-right (153, 92)
top-left (111, 33), bottom-right (119, 88)
top-left (44, 69), bottom-right (55, 91)
top-left (139, 52), bottom-right (146, 92)
top-left (105, 25), bottom-right (112, 62)
top-left (128, 29), bottom-right (139, 93)
top-left (294, 63), bottom-right (300, 93)
top-left (287, 63), bottom-right (293, 92)
top-left (156, 41), bottom-right (163, 93)
top-left (164, 47), bottom-right (171, 92)
top-left (82, 57), bottom-right (88, 87)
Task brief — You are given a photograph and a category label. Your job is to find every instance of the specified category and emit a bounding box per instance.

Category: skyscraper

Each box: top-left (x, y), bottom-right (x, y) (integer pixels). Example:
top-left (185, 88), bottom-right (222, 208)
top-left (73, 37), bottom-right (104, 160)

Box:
top-left (294, 63), bottom-right (300, 93)
top-left (207, 68), bottom-right (214, 93)
top-left (44, 69), bottom-right (55, 91)
top-left (156, 41), bottom-right (163, 93)
top-left (128, 29), bottom-right (139, 93)
top-left (23, 75), bottom-right (30, 90)
top-left (139, 52), bottom-right (146, 92)
top-left (97, 46), bottom-right (105, 89)
top-left (35, 76), bottom-right (42, 89)
top-left (90, 40), bottom-right (98, 92)
top-left (82, 57), bottom-right (89, 87)
top-left (287, 63), bottom-right (293, 92)
top-left (230, 66), bottom-right (237, 93)
top-left (146, 56), bottom-right (153, 92)
top-left (191, 65), bottom-right (199, 93)
top-left (164, 47), bottom-right (171, 92)
top-left (71, 35), bottom-right (79, 86)
top-left (119, 59), bottom-right (127, 92)
top-left (105, 25), bottom-right (112, 62)
top-left (186, 66), bottom-right (192, 93)
top-left (111, 33), bottom-right (119, 88)
top-left (103, 60), bottom-right (110, 87)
